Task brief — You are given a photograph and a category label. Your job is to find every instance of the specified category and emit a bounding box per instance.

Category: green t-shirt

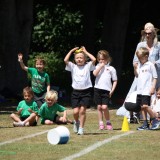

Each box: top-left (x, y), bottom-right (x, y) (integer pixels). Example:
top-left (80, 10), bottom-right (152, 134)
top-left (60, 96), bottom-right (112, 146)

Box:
top-left (17, 100), bottom-right (39, 118)
top-left (38, 102), bottom-right (66, 124)
top-left (28, 68), bottom-right (50, 94)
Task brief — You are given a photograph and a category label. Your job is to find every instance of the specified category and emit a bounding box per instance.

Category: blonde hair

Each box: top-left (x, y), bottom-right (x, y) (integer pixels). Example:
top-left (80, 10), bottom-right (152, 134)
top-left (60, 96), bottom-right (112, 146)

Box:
top-left (136, 47), bottom-right (149, 58)
top-left (141, 22), bottom-right (159, 45)
top-left (97, 50), bottom-right (112, 63)
top-left (45, 90), bottom-right (58, 101)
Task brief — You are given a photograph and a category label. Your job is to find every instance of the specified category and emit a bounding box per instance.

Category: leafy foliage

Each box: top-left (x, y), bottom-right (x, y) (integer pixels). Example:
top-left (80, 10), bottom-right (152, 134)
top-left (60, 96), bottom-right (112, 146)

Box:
top-left (32, 4), bottom-right (83, 54)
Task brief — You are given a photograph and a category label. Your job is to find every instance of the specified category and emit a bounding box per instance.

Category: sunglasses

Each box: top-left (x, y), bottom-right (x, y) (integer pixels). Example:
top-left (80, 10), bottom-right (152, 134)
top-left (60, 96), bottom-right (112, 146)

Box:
top-left (145, 32), bottom-right (152, 35)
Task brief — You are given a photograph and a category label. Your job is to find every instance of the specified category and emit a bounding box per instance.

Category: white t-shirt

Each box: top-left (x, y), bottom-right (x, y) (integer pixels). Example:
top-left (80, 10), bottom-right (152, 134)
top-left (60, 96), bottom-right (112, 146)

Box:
top-left (151, 96), bottom-right (160, 113)
top-left (136, 61), bottom-right (157, 95)
top-left (65, 61), bottom-right (95, 90)
top-left (94, 63), bottom-right (117, 91)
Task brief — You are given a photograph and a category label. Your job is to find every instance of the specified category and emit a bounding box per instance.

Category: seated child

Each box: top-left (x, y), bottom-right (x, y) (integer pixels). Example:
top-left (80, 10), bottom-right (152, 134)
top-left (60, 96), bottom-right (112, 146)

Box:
top-left (10, 87), bottom-right (39, 127)
top-left (38, 90), bottom-right (73, 125)
top-left (151, 87), bottom-right (160, 120)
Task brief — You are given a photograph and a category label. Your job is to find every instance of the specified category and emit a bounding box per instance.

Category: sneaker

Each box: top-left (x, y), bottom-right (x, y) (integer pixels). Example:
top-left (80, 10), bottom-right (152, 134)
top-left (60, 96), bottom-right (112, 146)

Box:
top-left (133, 115), bottom-right (140, 124)
top-left (73, 120), bottom-right (80, 133)
top-left (77, 127), bottom-right (84, 135)
top-left (105, 122), bottom-right (113, 130)
top-left (137, 124), bottom-right (149, 131)
top-left (99, 124), bottom-right (104, 130)
top-left (13, 121), bottom-right (24, 127)
top-left (130, 117), bottom-right (134, 124)
top-left (150, 119), bottom-right (160, 130)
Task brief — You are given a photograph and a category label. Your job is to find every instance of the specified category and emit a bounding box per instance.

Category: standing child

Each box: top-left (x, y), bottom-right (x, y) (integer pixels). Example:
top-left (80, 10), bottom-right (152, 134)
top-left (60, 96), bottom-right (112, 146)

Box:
top-left (93, 50), bottom-right (117, 130)
top-left (134, 47), bottom-right (160, 130)
top-left (18, 53), bottom-right (50, 108)
top-left (38, 90), bottom-right (72, 125)
top-left (10, 87), bottom-right (39, 127)
top-left (64, 46), bottom-right (96, 135)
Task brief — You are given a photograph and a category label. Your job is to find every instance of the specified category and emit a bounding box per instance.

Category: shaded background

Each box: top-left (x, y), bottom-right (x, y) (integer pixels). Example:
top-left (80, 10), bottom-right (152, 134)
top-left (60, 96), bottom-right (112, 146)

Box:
top-left (0, 0), bottom-right (160, 105)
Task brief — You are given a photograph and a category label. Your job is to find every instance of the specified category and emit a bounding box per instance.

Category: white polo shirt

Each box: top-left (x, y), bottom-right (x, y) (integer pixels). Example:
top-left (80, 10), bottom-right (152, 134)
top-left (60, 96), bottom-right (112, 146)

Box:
top-left (94, 64), bottom-right (117, 91)
top-left (65, 61), bottom-right (95, 90)
top-left (137, 61), bottom-right (158, 95)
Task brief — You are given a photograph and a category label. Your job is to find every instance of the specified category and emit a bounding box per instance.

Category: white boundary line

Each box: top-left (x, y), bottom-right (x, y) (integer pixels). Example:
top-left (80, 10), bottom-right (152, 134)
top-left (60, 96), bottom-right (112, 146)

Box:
top-left (0, 130), bottom-right (49, 146)
top-left (61, 131), bottom-right (135, 160)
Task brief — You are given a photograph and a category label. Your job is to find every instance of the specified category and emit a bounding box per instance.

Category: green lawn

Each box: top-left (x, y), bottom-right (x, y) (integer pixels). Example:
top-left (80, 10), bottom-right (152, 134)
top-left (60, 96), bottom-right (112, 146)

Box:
top-left (0, 108), bottom-right (160, 160)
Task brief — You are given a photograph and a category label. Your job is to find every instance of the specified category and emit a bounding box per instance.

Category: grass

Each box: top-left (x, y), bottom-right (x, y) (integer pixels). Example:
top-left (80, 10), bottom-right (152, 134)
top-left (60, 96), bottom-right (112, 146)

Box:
top-left (0, 105), bottom-right (160, 160)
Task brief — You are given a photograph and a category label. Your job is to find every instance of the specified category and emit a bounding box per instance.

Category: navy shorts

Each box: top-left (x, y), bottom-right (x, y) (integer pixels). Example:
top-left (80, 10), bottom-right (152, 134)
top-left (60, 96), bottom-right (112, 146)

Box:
top-left (94, 88), bottom-right (110, 105)
top-left (136, 94), bottom-right (151, 107)
top-left (71, 88), bottom-right (92, 108)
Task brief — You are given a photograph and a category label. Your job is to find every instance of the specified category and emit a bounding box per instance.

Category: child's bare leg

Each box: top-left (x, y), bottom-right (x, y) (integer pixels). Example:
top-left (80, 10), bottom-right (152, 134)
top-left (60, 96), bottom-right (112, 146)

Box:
top-left (73, 107), bottom-right (79, 122)
top-left (79, 106), bottom-right (86, 128)
top-left (97, 105), bottom-right (103, 122)
top-left (10, 113), bottom-right (21, 122)
top-left (102, 105), bottom-right (109, 121)
top-left (44, 120), bottom-right (54, 125)
top-left (23, 113), bottom-right (37, 126)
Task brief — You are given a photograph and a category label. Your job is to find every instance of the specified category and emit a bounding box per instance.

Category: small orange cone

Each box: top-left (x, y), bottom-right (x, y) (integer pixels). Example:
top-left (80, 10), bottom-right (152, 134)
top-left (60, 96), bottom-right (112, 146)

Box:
top-left (121, 116), bottom-right (130, 131)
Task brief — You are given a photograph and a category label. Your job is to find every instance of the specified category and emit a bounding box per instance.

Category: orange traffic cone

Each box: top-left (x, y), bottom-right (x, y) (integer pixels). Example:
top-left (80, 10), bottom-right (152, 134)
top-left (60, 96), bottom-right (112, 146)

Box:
top-left (121, 116), bottom-right (130, 131)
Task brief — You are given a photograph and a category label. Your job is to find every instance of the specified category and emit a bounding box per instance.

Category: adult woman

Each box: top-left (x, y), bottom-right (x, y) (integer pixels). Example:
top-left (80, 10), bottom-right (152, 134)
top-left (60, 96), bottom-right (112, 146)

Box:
top-left (117, 22), bottom-right (160, 123)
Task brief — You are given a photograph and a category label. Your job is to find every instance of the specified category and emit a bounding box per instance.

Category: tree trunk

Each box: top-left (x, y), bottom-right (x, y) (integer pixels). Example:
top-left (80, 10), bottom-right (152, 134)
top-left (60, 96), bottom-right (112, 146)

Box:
top-left (101, 0), bottom-right (131, 76)
top-left (0, 0), bottom-right (33, 97)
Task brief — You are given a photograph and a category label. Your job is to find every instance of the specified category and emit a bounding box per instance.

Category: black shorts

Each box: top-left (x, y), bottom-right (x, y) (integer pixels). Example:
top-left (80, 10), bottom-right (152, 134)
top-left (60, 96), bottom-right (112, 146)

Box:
top-left (34, 91), bottom-right (46, 108)
top-left (136, 94), bottom-right (151, 107)
top-left (124, 102), bottom-right (141, 112)
top-left (71, 88), bottom-right (92, 108)
top-left (20, 116), bottom-right (37, 126)
top-left (94, 88), bottom-right (110, 105)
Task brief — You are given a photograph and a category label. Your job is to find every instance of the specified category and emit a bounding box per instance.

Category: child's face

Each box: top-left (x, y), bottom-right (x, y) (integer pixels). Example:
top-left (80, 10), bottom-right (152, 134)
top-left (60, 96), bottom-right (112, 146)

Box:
top-left (98, 55), bottom-right (108, 64)
top-left (24, 93), bottom-right (33, 102)
top-left (35, 60), bottom-right (45, 72)
top-left (46, 98), bottom-right (56, 107)
top-left (156, 91), bottom-right (160, 99)
top-left (137, 55), bottom-right (148, 64)
top-left (74, 53), bottom-right (86, 66)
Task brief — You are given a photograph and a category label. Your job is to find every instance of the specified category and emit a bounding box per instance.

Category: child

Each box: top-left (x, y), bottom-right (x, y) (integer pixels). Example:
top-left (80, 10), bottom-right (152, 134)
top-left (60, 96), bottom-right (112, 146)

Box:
top-left (151, 87), bottom-right (160, 120)
top-left (38, 90), bottom-right (72, 125)
top-left (134, 47), bottom-right (160, 130)
top-left (10, 87), bottom-right (39, 127)
top-left (18, 53), bottom-right (50, 108)
top-left (93, 50), bottom-right (117, 130)
top-left (64, 46), bottom-right (96, 135)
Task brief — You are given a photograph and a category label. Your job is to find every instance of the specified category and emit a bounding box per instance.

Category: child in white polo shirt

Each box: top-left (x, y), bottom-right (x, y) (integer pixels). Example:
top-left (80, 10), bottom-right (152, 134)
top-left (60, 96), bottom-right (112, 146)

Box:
top-left (64, 46), bottom-right (96, 135)
top-left (93, 50), bottom-right (117, 130)
top-left (134, 47), bottom-right (160, 130)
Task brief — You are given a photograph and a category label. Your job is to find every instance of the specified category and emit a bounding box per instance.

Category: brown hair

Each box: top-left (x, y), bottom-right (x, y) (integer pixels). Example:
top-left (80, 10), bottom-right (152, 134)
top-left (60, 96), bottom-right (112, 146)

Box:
top-left (97, 50), bottom-right (112, 63)
top-left (23, 86), bottom-right (34, 97)
top-left (35, 56), bottom-right (46, 65)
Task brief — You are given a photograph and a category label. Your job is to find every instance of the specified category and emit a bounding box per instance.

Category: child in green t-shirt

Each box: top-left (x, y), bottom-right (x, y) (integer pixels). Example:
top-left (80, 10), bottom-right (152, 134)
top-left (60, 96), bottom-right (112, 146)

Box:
top-left (18, 53), bottom-right (50, 108)
top-left (10, 87), bottom-right (39, 127)
top-left (38, 90), bottom-right (73, 125)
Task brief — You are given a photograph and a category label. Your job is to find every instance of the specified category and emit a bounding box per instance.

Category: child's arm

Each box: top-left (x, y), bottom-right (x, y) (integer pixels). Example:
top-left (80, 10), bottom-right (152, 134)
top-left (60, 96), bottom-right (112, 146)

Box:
top-left (133, 62), bottom-right (138, 77)
top-left (64, 47), bottom-right (79, 65)
top-left (109, 80), bottom-right (118, 97)
top-left (61, 110), bottom-right (67, 122)
top-left (47, 84), bottom-right (50, 92)
top-left (18, 53), bottom-right (28, 71)
top-left (81, 46), bottom-right (96, 64)
top-left (150, 78), bottom-right (157, 95)
top-left (93, 63), bottom-right (105, 76)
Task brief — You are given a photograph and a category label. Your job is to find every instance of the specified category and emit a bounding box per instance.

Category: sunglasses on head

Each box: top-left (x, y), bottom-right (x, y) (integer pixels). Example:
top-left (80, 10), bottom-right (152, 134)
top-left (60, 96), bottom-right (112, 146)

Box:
top-left (145, 32), bottom-right (152, 35)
